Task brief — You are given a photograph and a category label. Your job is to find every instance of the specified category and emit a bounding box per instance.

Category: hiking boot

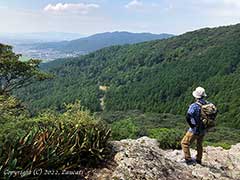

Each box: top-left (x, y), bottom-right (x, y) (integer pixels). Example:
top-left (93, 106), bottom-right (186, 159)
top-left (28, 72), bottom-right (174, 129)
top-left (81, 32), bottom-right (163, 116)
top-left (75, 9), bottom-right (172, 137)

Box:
top-left (192, 157), bottom-right (202, 165)
top-left (180, 159), bottom-right (196, 166)
top-left (196, 159), bottom-right (202, 165)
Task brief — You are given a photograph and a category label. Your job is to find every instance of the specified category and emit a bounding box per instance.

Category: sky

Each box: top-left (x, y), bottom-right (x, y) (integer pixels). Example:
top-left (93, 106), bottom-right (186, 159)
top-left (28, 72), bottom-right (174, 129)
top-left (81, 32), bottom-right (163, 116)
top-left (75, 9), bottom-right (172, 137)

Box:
top-left (0, 0), bottom-right (240, 35)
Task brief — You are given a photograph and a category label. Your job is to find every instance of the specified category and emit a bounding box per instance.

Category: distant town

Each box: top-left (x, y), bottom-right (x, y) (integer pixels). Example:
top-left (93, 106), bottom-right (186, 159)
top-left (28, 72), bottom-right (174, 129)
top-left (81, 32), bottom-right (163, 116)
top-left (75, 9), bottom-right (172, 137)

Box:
top-left (14, 44), bottom-right (83, 62)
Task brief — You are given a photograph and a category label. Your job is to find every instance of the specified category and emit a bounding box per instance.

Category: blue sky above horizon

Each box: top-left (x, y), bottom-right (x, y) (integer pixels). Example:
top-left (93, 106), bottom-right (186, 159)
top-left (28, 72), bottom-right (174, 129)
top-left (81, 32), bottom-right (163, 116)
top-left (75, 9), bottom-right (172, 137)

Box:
top-left (0, 0), bottom-right (240, 35)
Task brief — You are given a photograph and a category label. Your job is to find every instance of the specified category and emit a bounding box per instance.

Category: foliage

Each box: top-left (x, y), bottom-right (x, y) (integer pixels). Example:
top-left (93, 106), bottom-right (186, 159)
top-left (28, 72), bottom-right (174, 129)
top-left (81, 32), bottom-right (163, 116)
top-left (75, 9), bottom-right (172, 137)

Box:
top-left (0, 95), bottom-right (27, 125)
top-left (111, 118), bottom-right (140, 140)
top-left (148, 128), bottom-right (184, 149)
top-left (105, 111), bottom-right (185, 149)
top-left (0, 43), bottom-right (51, 96)
top-left (97, 110), bottom-right (240, 149)
top-left (15, 24), bottom-right (240, 130)
top-left (0, 45), bottom-right (111, 178)
top-left (203, 126), bottom-right (240, 149)
top-left (0, 102), bottom-right (111, 178)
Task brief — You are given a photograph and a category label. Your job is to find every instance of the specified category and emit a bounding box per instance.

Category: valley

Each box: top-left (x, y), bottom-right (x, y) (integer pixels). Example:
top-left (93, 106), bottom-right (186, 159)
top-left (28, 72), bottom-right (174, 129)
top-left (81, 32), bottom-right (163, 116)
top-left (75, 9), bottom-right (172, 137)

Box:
top-left (11, 23), bottom-right (240, 148)
top-left (1, 31), bottom-right (173, 62)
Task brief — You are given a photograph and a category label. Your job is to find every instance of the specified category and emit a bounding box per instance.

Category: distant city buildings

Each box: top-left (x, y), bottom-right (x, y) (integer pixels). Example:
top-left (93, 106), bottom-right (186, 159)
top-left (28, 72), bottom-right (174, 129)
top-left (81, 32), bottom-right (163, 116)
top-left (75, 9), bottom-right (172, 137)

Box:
top-left (14, 45), bottom-right (85, 62)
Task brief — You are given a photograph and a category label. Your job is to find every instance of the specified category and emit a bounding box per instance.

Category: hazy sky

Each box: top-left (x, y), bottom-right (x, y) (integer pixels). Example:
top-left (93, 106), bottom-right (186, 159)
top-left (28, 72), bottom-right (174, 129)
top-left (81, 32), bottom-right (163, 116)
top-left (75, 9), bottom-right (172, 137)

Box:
top-left (0, 0), bottom-right (240, 35)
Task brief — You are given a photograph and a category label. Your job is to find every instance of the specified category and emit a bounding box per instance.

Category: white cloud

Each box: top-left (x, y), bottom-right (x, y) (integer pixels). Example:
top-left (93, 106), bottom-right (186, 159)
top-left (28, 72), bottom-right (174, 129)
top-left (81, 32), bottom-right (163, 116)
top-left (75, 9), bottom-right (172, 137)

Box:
top-left (44, 3), bottom-right (100, 14)
top-left (125, 0), bottom-right (143, 9)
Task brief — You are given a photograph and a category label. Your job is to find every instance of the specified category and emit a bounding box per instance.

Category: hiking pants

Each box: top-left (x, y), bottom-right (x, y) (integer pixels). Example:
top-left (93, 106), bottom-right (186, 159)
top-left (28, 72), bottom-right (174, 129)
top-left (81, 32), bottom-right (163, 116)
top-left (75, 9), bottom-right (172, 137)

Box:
top-left (181, 131), bottom-right (204, 161)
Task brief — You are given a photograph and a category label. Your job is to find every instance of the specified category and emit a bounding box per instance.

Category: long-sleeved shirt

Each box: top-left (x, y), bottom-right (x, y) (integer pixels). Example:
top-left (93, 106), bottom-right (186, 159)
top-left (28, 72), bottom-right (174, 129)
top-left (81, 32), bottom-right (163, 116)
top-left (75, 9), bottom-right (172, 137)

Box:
top-left (187, 98), bottom-right (207, 135)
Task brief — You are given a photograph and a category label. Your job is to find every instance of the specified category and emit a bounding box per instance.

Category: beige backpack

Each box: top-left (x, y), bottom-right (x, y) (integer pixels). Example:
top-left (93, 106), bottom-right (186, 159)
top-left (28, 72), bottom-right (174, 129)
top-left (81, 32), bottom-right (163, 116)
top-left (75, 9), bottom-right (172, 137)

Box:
top-left (196, 102), bottom-right (218, 130)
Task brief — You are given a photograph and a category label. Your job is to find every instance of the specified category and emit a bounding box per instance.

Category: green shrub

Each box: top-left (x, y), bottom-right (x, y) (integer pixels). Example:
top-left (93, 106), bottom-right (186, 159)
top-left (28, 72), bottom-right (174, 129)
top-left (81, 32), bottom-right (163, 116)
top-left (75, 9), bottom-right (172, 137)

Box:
top-left (0, 95), bottom-right (28, 125)
top-left (0, 102), bottom-right (111, 178)
top-left (203, 126), bottom-right (240, 149)
top-left (203, 142), bottom-right (231, 150)
top-left (99, 110), bottom-right (240, 149)
top-left (111, 118), bottom-right (139, 140)
top-left (148, 128), bottom-right (184, 149)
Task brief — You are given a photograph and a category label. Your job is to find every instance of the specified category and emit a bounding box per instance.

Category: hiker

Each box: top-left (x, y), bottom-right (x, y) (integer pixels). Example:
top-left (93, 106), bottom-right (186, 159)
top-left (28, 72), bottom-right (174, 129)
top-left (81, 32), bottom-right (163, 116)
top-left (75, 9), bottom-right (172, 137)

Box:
top-left (181, 87), bottom-right (208, 165)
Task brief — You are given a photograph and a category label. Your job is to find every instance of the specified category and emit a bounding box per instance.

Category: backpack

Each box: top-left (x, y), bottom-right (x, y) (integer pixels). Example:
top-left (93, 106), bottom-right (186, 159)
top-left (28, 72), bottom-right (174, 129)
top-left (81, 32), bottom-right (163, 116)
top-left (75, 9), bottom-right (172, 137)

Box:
top-left (196, 101), bottom-right (218, 130)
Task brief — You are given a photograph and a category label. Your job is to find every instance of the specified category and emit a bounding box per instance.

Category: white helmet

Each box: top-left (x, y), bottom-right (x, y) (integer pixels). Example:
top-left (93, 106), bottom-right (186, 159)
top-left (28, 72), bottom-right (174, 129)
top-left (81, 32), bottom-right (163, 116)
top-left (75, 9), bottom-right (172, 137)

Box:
top-left (192, 87), bottom-right (207, 99)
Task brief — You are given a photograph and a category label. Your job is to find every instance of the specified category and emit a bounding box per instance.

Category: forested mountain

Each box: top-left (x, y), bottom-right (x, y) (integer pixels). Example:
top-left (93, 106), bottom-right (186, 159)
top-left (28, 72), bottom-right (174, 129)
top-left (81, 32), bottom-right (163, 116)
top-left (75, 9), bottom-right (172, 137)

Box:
top-left (15, 23), bottom-right (240, 129)
top-left (32, 32), bottom-right (174, 53)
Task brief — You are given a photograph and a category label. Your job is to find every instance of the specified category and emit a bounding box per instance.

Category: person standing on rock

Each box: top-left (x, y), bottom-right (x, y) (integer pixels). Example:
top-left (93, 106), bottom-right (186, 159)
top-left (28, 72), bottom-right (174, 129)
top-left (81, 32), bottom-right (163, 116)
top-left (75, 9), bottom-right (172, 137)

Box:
top-left (181, 87), bottom-right (208, 165)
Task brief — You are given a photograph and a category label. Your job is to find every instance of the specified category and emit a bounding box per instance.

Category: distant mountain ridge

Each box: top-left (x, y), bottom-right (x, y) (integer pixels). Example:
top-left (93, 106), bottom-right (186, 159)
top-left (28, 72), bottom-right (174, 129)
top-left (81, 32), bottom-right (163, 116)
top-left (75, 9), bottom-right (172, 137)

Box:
top-left (15, 23), bottom-right (240, 130)
top-left (0, 32), bottom-right (83, 44)
top-left (33, 31), bottom-right (174, 53)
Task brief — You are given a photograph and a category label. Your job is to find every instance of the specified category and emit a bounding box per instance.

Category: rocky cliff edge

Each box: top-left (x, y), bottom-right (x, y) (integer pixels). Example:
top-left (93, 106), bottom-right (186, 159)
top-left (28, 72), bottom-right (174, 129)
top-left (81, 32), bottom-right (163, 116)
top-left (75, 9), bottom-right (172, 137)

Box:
top-left (92, 137), bottom-right (240, 180)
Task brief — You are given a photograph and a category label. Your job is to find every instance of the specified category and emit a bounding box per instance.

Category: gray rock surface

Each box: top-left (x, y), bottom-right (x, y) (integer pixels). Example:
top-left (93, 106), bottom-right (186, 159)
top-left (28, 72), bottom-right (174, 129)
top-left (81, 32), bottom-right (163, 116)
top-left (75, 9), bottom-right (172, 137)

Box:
top-left (165, 144), bottom-right (240, 180)
top-left (92, 137), bottom-right (240, 180)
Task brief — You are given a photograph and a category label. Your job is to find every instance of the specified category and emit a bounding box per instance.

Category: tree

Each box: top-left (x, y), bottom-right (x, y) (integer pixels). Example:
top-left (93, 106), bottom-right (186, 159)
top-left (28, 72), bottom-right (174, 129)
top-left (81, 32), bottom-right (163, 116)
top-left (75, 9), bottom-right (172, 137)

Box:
top-left (0, 43), bottom-right (52, 122)
top-left (0, 95), bottom-right (26, 124)
top-left (0, 43), bottom-right (51, 95)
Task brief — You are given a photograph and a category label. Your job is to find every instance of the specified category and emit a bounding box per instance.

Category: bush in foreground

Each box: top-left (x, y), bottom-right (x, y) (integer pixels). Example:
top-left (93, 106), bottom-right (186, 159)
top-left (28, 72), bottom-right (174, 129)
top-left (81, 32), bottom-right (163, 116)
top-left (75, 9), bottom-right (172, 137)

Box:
top-left (0, 102), bottom-right (111, 178)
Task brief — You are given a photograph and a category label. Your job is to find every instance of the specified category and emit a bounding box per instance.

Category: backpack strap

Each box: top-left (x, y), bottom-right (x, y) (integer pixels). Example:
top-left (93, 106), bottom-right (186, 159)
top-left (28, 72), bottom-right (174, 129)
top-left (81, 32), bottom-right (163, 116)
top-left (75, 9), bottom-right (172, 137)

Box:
top-left (196, 99), bottom-right (209, 107)
top-left (195, 101), bottom-right (203, 107)
top-left (195, 101), bottom-right (204, 126)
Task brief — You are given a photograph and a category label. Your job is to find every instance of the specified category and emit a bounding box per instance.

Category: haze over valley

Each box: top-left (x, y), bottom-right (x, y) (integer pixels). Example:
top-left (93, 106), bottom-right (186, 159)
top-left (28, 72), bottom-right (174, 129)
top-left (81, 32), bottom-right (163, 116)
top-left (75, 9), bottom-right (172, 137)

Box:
top-left (1, 31), bottom-right (174, 62)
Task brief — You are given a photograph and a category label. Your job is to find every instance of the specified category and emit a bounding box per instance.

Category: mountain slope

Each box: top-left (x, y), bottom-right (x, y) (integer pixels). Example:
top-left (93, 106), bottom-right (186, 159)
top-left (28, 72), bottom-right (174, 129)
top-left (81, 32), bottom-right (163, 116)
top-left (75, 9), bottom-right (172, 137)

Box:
top-left (33, 31), bottom-right (174, 53)
top-left (15, 24), bottom-right (240, 128)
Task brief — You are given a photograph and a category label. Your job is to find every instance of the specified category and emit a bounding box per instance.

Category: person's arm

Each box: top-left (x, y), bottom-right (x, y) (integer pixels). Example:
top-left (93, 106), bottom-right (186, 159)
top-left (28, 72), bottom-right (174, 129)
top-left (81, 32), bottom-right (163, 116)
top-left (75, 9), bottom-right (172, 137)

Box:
top-left (186, 113), bottom-right (196, 128)
top-left (186, 104), bottom-right (196, 128)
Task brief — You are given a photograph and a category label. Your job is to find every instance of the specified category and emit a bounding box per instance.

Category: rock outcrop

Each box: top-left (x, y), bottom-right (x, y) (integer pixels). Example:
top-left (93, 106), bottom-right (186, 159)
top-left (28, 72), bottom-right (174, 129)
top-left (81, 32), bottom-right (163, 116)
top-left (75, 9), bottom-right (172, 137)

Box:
top-left (92, 137), bottom-right (240, 180)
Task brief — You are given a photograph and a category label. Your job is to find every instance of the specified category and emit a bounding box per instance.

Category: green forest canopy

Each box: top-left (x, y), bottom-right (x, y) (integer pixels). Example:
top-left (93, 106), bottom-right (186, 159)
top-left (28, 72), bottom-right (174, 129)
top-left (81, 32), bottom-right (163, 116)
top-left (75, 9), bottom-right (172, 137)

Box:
top-left (15, 23), bottom-right (240, 129)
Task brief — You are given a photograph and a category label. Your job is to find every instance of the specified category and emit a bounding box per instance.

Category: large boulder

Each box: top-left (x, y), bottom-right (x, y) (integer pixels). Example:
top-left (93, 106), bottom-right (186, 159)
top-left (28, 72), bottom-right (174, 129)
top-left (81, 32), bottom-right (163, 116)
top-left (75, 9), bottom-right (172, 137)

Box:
top-left (91, 137), bottom-right (240, 180)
